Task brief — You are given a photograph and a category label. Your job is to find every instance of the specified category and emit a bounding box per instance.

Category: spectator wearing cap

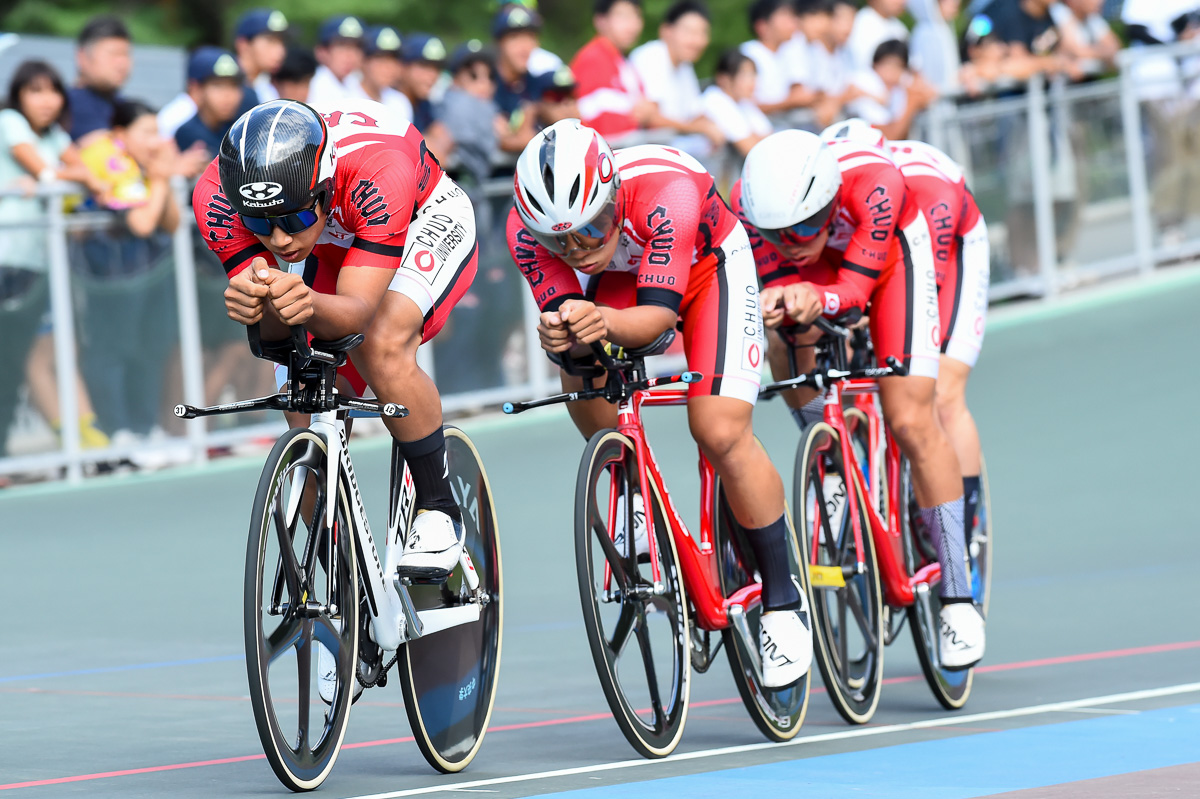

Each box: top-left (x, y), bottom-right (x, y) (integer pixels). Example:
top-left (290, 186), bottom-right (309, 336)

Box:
top-left (399, 33), bottom-right (448, 133)
top-left (571, 0), bottom-right (655, 144)
top-left (529, 65), bottom-right (580, 130)
top-left (235, 8), bottom-right (291, 102)
top-left (739, 0), bottom-right (818, 121)
top-left (271, 45), bottom-right (318, 103)
top-left (629, 0), bottom-right (725, 158)
top-left (847, 0), bottom-right (909, 73)
top-left (67, 15), bottom-right (133, 142)
top-left (174, 48), bottom-right (247, 156)
top-left (492, 4), bottom-right (547, 153)
top-left (352, 26), bottom-right (413, 120)
top-left (309, 14), bottom-right (366, 106)
top-left (428, 41), bottom-right (500, 188)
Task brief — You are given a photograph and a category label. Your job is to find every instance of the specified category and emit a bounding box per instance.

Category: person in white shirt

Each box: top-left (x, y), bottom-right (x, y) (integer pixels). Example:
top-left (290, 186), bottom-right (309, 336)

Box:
top-left (629, 0), bottom-right (725, 156)
top-left (702, 48), bottom-right (773, 158)
top-left (351, 26), bottom-right (414, 120)
top-left (847, 39), bottom-right (937, 140)
top-left (909, 0), bottom-right (962, 94)
top-left (847, 0), bottom-right (910, 72)
top-left (308, 15), bottom-right (366, 106)
top-left (1051, 0), bottom-right (1121, 72)
top-left (740, 0), bottom-right (818, 118)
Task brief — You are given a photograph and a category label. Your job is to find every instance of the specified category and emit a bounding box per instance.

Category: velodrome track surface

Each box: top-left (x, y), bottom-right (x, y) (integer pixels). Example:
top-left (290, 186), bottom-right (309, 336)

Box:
top-left (3, 267), bottom-right (1199, 798)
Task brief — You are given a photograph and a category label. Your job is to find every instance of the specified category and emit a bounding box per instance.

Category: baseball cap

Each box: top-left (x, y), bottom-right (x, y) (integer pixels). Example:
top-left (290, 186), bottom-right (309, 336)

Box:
top-left (528, 65), bottom-right (576, 99)
top-left (188, 46), bottom-right (244, 84)
top-left (317, 14), bottom-right (366, 46)
top-left (364, 25), bottom-right (403, 57)
top-left (235, 9), bottom-right (289, 41)
top-left (449, 39), bottom-right (493, 73)
top-left (492, 4), bottom-right (543, 39)
top-left (400, 33), bottom-right (448, 64)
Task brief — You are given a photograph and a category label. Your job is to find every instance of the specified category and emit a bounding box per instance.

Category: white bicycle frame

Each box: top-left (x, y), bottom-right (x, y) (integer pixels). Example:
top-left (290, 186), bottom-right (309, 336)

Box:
top-left (306, 410), bottom-right (482, 652)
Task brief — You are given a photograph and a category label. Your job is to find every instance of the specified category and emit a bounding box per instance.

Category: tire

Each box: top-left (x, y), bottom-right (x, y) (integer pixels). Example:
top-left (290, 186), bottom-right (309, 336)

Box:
top-left (794, 422), bottom-right (885, 725)
top-left (575, 430), bottom-right (690, 758)
top-left (245, 428), bottom-right (358, 791)
top-left (398, 426), bottom-right (503, 773)
top-left (714, 482), bottom-right (811, 742)
top-left (900, 457), bottom-right (973, 710)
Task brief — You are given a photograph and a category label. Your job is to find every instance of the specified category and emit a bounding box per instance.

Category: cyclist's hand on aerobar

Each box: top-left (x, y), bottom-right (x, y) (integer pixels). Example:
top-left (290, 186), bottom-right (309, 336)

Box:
top-left (262, 269), bottom-right (315, 326)
top-left (781, 282), bottom-right (823, 325)
top-left (225, 257), bottom-right (271, 325)
top-left (538, 299), bottom-right (607, 353)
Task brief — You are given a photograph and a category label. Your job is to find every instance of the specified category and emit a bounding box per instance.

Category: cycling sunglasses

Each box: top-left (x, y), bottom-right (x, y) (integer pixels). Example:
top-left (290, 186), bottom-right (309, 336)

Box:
top-left (758, 194), bottom-right (838, 248)
top-left (531, 193), bottom-right (623, 256)
top-left (240, 202), bottom-right (321, 237)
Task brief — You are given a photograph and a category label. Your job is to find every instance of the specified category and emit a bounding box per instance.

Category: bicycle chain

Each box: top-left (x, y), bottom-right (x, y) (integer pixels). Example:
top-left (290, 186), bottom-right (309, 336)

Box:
top-left (355, 651), bottom-right (399, 689)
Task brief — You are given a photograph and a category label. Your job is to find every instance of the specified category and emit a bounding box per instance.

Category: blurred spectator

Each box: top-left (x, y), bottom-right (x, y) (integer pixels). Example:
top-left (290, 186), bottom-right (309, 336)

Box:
top-left (173, 49), bottom-right (245, 157)
top-left (740, 0), bottom-right (818, 120)
top-left (847, 0), bottom-right (909, 73)
top-left (959, 16), bottom-right (1025, 94)
top-left (67, 16), bottom-right (133, 142)
top-left (701, 48), bottom-right (772, 158)
top-left (73, 101), bottom-right (181, 448)
top-left (909, 0), bottom-right (963, 94)
top-left (158, 11), bottom-right (280, 139)
top-left (399, 34), bottom-right (448, 134)
top-left (271, 45), bottom-right (317, 103)
top-left (492, 4), bottom-right (547, 154)
top-left (847, 39), bottom-right (936, 140)
top-left (810, 0), bottom-right (861, 126)
top-left (629, 0), bottom-right (725, 158)
top-left (236, 9), bottom-right (291, 102)
top-left (1051, 0), bottom-right (1120, 72)
top-left (309, 15), bottom-right (366, 106)
top-left (0, 60), bottom-right (108, 452)
top-left (571, 0), bottom-right (655, 144)
top-left (967, 0), bottom-right (1080, 81)
top-left (430, 40), bottom-right (500, 187)
top-left (353, 26), bottom-right (413, 119)
top-left (529, 65), bottom-right (580, 130)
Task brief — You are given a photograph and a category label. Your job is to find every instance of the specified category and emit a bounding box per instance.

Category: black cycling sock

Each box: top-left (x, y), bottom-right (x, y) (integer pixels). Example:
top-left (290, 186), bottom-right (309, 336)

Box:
top-left (962, 475), bottom-right (981, 541)
top-left (398, 429), bottom-right (461, 522)
top-left (743, 514), bottom-right (801, 612)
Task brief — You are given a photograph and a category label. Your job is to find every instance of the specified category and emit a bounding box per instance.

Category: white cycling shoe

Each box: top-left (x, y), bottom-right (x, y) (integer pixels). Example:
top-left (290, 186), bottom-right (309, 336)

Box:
top-left (613, 491), bottom-right (649, 560)
top-left (317, 623), bottom-right (363, 705)
top-left (396, 509), bottom-right (463, 579)
top-left (939, 602), bottom-right (986, 670)
top-left (759, 595), bottom-right (814, 689)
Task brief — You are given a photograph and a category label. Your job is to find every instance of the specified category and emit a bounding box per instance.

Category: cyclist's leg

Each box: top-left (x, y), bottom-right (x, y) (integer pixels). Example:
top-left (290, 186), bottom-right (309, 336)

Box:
top-left (763, 262), bottom-right (837, 430)
top-left (938, 217), bottom-right (990, 532)
top-left (872, 217), bottom-right (973, 604)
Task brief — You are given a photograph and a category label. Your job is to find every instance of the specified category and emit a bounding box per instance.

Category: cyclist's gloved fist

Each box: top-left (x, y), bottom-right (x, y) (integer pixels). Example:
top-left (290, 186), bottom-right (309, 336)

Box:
top-left (759, 286), bottom-right (788, 329)
top-left (558, 299), bottom-right (607, 346)
top-left (538, 310), bottom-right (574, 353)
top-left (224, 256), bottom-right (272, 325)
top-left (262, 270), bottom-right (315, 327)
top-left (783, 282), bottom-right (823, 326)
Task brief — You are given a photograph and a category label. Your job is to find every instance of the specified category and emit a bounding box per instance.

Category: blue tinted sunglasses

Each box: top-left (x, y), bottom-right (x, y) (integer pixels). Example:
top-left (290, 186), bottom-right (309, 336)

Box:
top-left (240, 204), bottom-right (320, 236)
top-left (758, 195), bottom-right (838, 248)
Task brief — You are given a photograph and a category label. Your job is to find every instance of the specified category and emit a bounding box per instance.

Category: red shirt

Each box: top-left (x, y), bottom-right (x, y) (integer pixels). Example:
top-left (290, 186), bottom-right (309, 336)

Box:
top-left (193, 98), bottom-right (443, 295)
top-left (730, 140), bottom-right (917, 318)
top-left (508, 144), bottom-right (739, 315)
top-left (571, 36), bottom-right (643, 140)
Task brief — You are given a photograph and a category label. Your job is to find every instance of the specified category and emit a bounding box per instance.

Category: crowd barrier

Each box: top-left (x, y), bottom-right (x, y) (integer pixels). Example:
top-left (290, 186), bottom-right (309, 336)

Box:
top-left (2, 39), bottom-right (1198, 482)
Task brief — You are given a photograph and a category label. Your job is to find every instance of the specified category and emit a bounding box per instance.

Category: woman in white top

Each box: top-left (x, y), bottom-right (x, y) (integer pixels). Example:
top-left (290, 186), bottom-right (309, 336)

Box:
top-left (701, 49), bottom-right (773, 158)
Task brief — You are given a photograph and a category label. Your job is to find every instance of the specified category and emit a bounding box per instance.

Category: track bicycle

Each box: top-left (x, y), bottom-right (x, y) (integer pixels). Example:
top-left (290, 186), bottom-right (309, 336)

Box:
top-left (760, 317), bottom-right (991, 723)
top-left (176, 325), bottom-right (502, 791)
top-left (504, 332), bottom-right (811, 758)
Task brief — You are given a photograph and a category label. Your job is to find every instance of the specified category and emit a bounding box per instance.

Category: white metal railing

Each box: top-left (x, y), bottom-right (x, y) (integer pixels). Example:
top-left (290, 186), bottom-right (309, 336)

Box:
top-left (3, 39), bottom-right (1200, 480)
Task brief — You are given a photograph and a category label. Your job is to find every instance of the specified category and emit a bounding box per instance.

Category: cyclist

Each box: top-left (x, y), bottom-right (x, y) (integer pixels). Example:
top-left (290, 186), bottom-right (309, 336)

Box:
top-left (822, 118), bottom-right (990, 552)
top-left (506, 119), bottom-right (812, 688)
top-left (192, 98), bottom-right (478, 692)
top-left (730, 129), bottom-right (985, 669)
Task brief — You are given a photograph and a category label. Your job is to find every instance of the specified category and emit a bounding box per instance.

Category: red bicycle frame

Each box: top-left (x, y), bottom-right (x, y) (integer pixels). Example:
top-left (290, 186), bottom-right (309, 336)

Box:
top-left (601, 386), bottom-right (762, 632)
top-left (811, 379), bottom-right (941, 608)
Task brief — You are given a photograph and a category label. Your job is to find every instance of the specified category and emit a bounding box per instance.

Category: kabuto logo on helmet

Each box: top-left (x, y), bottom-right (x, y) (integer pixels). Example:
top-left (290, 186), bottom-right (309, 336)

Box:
top-left (552, 222), bottom-right (572, 231)
top-left (240, 182), bottom-right (284, 201)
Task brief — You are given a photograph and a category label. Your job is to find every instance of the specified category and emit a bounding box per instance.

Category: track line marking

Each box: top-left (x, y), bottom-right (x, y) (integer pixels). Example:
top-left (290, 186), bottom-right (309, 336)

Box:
top-left (337, 683), bottom-right (1200, 799)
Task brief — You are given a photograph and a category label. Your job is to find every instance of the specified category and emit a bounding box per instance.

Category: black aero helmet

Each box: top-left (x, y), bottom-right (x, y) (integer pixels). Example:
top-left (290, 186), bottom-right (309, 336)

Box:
top-left (218, 100), bottom-right (336, 218)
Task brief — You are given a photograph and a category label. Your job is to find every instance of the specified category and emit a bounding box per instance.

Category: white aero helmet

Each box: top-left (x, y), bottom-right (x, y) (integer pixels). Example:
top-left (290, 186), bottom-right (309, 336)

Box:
top-left (820, 117), bottom-right (886, 148)
top-left (512, 118), bottom-right (622, 255)
top-left (740, 129), bottom-right (842, 248)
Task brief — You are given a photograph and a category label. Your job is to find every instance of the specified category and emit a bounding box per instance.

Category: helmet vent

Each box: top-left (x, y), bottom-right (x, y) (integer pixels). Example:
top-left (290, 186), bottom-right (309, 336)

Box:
top-left (568, 175), bottom-right (581, 206)
top-left (802, 175), bottom-right (816, 201)
top-left (588, 183), bottom-right (598, 204)
top-left (834, 125), bottom-right (850, 138)
top-left (542, 164), bottom-right (555, 202)
top-left (525, 188), bottom-right (544, 215)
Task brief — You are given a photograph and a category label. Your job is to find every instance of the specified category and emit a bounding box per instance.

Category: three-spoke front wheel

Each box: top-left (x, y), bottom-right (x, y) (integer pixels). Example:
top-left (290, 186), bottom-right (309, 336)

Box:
top-left (575, 430), bottom-right (690, 758)
top-left (245, 429), bottom-right (359, 791)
